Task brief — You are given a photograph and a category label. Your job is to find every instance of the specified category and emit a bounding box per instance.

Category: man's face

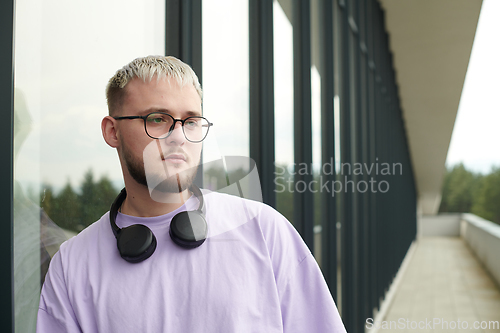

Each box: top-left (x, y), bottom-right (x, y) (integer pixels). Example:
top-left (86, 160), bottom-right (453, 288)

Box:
top-left (116, 76), bottom-right (203, 195)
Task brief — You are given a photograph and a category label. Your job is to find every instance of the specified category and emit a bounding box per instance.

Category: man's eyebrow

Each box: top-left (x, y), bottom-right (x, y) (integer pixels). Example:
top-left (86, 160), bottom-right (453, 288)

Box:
top-left (185, 110), bottom-right (202, 117)
top-left (142, 108), bottom-right (201, 117)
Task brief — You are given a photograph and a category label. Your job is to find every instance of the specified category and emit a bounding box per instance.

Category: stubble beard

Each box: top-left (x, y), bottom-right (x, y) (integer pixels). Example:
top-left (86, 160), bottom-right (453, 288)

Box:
top-left (122, 143), bottom-right (199, 194)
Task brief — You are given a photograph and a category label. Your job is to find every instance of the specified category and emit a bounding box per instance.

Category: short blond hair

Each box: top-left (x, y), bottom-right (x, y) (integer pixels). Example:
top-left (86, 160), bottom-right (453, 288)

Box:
top-left (106, 55), bottom-right (202, 115)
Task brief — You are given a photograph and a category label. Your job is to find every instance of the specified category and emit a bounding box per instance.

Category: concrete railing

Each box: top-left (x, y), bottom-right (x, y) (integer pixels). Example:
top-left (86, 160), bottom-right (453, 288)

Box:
top-left (418, 213), bottom-right (461, 238)
top-left (318, 213), bottom-right (500, 292)
top-left (461, 213), bottom-right (500, 287)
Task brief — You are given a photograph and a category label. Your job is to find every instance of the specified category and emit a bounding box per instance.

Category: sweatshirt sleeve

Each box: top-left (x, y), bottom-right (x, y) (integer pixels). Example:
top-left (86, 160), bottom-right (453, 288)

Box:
top-left (36, 249), bottom-right (82, 333)
top-left (258, 204), bottom-right (346, 332)
top-left (279, 253), bottom-right (346, 333)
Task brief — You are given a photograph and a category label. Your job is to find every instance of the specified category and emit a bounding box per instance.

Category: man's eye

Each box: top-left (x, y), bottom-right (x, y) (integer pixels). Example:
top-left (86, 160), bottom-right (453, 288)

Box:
top-left (147, 116), bottom-right (167, 124)
top-left (185, 120), bottom-right (199, 128)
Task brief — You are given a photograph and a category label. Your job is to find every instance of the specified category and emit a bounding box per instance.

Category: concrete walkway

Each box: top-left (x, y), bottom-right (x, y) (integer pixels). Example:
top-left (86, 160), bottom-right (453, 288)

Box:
top-left (380, 237), bottom-right (500, 332)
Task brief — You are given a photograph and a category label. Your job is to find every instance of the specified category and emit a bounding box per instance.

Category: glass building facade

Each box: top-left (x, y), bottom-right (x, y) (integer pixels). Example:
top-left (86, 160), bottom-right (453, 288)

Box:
top-left (1, 0), bottom-right (417, 332)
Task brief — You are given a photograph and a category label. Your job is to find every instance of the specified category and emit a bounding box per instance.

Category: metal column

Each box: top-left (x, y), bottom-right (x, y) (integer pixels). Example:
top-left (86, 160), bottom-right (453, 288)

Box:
top-left (0, 0), bottom-right (15, 330)
top-left (249, 0), bottom-right (276, 208)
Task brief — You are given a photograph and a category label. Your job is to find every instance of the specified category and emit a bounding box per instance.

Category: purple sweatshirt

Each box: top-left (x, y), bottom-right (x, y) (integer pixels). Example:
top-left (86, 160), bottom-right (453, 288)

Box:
top-left (37, 190), bottom-right (346, 332)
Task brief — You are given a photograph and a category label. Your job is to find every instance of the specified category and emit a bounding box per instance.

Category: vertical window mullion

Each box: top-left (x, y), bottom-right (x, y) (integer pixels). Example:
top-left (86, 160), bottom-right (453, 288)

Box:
top-left (166, 0), bottom-right (202, 73)
top-left (0, 0), bottom-right (14, 330)
top-left (339, 0), bottom-right (354, 330)
top-left (319, 0), bottom-right (337, 300)
top-left (249, 0), bottom-right (275, 208)
top-left (366, 0), bottom-right (379, 314)
top-left (292, 0), bottom-right (314, 251)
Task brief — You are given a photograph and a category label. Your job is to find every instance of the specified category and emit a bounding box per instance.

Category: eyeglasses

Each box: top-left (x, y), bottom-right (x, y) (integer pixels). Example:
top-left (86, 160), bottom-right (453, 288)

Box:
top-left (113, 112), bottom-right (213, 143)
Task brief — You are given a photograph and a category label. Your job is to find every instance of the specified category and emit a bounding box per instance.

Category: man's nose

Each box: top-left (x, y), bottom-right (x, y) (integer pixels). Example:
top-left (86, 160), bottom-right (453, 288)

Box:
top-left (166, 121), bottom-right (185, 144)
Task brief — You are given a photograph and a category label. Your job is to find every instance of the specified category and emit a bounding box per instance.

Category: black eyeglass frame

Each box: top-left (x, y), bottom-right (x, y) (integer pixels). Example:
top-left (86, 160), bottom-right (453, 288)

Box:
top-left (113, 112), bottom-right (214, 143)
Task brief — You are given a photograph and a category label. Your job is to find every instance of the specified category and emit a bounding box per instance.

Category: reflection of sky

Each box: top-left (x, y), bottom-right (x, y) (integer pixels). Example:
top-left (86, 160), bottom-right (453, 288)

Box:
top-left (273, 2), bottom-right (324, 174)
top-left (274, 1), bottom-right (294, 168)
top-left (202, 0), bottom-right (249, 162)
top-left (13, 0), bottom-right (305, 194)
top-left (311, 66), bottom-right (321, 173)
top-left (14, 0), bottom-right (165, 191)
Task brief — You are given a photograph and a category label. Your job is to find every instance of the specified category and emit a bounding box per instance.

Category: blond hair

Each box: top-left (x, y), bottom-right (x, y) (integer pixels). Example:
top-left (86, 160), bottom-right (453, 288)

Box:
top-left (106, 55), bottom-right (202, 115)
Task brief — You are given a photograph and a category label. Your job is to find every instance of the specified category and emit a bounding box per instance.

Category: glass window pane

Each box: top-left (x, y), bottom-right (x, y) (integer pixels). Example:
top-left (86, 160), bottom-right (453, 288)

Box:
top-left (202, 0), bottom-right (250, 190)
top-left (202, 0), bottom-right (249, 187)
top-left (13, 1), bottom-right (165, 331)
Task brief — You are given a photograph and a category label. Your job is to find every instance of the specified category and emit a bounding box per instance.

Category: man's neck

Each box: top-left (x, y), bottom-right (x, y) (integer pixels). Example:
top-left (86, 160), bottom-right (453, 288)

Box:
top-left (120, 182), bottom-right (191, 217)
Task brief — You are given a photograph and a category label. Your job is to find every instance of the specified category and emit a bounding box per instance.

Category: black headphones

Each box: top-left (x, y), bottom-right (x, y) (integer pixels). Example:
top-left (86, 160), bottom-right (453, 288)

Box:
top-left (109, 185), bottom-right (208, 263)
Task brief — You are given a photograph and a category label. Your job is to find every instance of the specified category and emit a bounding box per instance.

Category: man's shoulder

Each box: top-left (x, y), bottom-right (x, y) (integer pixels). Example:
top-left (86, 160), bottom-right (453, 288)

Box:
top-left (201, 189), bottom-right (299, 243)
top-left (56, 212), bottom-right (111, 259)
top-left (200, 191), bottom-right (316, 292)
top-left (201, 189), bottom-right (284, 221)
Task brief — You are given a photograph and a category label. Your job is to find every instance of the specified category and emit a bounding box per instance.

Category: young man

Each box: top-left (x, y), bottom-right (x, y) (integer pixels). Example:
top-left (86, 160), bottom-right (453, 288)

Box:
top-left (37, 56), bottom-right (346, 332)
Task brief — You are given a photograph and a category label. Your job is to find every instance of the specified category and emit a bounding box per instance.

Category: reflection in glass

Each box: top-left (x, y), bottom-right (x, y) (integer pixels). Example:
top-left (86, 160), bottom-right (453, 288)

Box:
top-left (14, 90), bottom-right (69, 332)
top-left (13, 0), bottom-right (165, 331)
top-left (311, 66), bottom-right (322, 262)
top-left (311, 65), bottom-right (322, 220)
top-left (202, 0), bottom-right (249, 174)
top-left (274, 0), bottom-right (295, 224)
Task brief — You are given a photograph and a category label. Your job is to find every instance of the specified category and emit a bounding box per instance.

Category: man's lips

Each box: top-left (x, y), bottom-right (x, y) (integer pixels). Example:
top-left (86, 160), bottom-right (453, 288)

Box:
top-left (163, 153), bottom-right (186, 163)
top-left (155, 142), bottom-right (188, 165)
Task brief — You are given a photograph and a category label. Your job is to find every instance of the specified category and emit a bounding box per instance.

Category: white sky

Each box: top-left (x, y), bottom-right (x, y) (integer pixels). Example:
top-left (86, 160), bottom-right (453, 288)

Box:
top-left (445, 0), bottom-right (500, 174)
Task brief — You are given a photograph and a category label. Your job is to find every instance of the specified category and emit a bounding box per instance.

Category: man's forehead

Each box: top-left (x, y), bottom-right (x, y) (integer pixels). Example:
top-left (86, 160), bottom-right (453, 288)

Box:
top-left (124, 76), bottom-right (199, 98)
top-left (120, 76), bottom-right (202, 114)
top-left (126, 75), bottom-right (189, 89)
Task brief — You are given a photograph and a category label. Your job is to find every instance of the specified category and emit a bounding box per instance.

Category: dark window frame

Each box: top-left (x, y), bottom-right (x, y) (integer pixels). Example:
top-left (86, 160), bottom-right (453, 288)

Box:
top-left (0, 0), bottom-right (15, 330)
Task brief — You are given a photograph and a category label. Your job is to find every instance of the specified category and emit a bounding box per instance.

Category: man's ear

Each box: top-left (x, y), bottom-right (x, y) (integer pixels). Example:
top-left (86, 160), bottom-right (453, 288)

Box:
top-left (102, 116), bottom-right (119, 148)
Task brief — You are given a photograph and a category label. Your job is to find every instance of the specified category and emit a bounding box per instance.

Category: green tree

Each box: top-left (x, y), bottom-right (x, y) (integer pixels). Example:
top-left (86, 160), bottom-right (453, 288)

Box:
top-left (51, 181), bottom-right (81, 232)
top-left (95, 175), bottom-right (119, 218)
top-left (79, 169), bottom-right (98, 229)
top-left (471, 167), bottom-right (500, 224)
top-left (79, 169), bottom-right (119, 229)
top-left (40, 170), bottom-right (119, 232)
top-left (439, 163), bottom-right (481, 213)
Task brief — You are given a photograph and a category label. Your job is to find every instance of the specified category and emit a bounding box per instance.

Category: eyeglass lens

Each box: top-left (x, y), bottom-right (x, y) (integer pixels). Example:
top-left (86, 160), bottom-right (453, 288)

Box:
top-left (145, 113), bottom-right (210, 142)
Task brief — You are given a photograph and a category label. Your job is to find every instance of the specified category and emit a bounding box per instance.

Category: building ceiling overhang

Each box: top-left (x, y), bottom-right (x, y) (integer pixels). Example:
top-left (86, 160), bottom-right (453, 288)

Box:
top-left (379, 0), bottom-right (483, 214)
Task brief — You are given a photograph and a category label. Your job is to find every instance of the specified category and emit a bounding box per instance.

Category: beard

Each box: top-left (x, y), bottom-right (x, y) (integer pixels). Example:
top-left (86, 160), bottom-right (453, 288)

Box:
top-left (122, 141), bottom-right (199, 194)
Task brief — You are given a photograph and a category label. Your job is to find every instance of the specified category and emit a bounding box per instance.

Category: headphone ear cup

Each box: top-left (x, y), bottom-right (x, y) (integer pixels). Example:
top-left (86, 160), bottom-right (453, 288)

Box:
top-left (169, 211), bottom-right (207, 248)
top-left (117, 224), bottom-right (157, 263)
